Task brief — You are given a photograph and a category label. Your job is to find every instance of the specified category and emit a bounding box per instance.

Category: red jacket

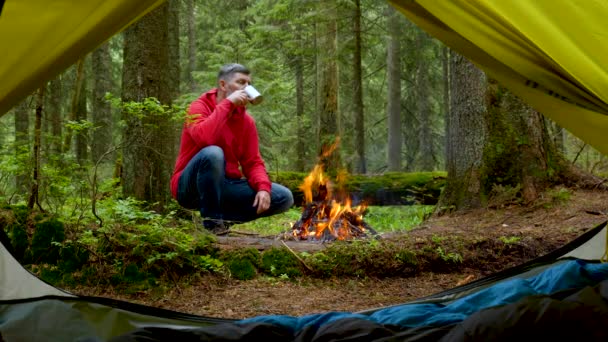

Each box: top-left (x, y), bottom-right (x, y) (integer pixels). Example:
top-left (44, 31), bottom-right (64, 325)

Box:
top-left (170, 88), bottom-right (271, 199)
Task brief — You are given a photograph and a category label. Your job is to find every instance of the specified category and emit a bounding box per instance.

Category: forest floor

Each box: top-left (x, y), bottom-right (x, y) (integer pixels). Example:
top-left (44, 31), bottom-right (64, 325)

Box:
top-left (72, 187), bottom-right (608, 320)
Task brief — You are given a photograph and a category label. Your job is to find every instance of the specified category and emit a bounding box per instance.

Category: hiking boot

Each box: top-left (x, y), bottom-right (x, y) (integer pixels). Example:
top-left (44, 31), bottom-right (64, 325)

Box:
top-left (203, 219), bottom-right (231, 235)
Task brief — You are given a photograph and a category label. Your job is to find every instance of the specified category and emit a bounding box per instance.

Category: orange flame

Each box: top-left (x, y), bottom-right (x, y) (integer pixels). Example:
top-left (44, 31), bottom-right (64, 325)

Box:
top-left (293, 142), bottom-right (371, 241)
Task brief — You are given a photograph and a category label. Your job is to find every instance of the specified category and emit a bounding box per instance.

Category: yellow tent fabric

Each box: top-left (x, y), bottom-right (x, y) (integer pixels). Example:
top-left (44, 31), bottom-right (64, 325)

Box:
top-left (0, 0), bottom-right (165, 116)
top-left (390, 0), bottom-right (608, 156)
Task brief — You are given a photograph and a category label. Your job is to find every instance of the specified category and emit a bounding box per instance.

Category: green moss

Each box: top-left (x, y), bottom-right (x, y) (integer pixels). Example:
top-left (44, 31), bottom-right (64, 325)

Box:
top-left (220, 248), bottom-right (261, 280)
top-left (272, 171), bottom-right (446, 206)
top-left (227, 259), bottom-right (257, 280)
top-left (260, 247), bottom-right (302, 278)
top-left (59, 242), bottom-right (90, 272)
top-left (9, 223), bottom-right (28, 261)
top-left (30, 218), bottom-right (65, 264)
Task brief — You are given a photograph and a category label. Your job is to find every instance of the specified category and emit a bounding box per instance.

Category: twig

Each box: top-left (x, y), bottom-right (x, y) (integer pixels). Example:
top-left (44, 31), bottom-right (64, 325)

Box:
top-left (228, 229), bottom-right (260, 236)
top-left (280, 240), bottom-right (313, 272)
top-left (571, 143), bottom-right (587, 165)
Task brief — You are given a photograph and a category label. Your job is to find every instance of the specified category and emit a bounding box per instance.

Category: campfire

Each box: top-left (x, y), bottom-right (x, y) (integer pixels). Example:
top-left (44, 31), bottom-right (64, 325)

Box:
top-left (291, 163), bottom-right (378, 242)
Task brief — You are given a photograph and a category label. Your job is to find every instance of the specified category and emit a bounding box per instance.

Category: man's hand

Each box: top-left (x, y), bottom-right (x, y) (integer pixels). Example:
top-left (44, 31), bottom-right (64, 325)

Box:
top-left (253, 190), bottom-right (271, 214)
top-left (226, 89), bottom-right (249, 107)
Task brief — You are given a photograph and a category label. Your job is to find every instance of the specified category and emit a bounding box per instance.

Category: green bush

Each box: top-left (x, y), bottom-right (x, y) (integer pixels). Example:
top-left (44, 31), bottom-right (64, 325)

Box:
top-left (30, 218), bottom-right (65, 264)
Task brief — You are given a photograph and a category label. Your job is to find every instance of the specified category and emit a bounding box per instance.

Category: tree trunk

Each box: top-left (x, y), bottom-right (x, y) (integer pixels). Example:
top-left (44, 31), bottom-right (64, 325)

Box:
top-left (386, 5), bottom-right (402, 172)
top-left (294, 29), bottom-right (307, 173)
top-left (316, 0), bottom-right (340, 173)
top-left (352, 0), bottom-right (366, 174)
top-left (28, 88), bottom-right (44, 211)
top-left (442, 46), bottom-right (450, 171)
top-left (75, 59), bottom-right (88, 164)
top-left (484, 83), bottom-right (558, 204)
top-left (121, 3), bottom-right (173, 212)
top-left (416, 30), bottom-right (434, 171)
top-left (168, 0), bottom-right (180, 99)
top-left (63, 59), bottom-right (86, 154)
top-left (14, 98), bottom-right (30, 193)
top-left (91, 43), bottom-right (114, 164)
top-left (186, 0), bottom-right (197, 93)
top-left (437, 53), bottom-right (487, 211)
top-left (47, 76), bottom-right (63, 155)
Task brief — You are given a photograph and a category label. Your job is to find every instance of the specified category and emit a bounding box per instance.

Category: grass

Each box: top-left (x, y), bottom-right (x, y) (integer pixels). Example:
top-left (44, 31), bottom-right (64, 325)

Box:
top-left (229, 205), bottom-right (435, 235)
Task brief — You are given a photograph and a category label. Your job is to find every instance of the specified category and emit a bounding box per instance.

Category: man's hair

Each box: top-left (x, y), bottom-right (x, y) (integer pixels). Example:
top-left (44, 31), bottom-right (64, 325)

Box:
top-left (218, 63), bottom-right (250, 81)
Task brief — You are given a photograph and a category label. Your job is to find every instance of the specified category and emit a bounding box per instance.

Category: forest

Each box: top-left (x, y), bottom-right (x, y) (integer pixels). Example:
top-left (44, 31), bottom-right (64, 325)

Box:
top-left (1, 0), bottom-right (608, 318)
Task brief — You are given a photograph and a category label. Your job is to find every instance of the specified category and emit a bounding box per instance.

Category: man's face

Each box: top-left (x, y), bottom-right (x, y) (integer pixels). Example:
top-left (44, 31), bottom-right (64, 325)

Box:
top-left (221, 72), bottom-right (251, 96)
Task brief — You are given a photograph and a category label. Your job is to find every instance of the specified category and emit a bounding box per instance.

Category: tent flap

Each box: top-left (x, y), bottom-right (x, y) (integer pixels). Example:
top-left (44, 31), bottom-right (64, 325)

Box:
top-left (390, 0), bottom-right (608, 156)
top-left (0, 0), bottom-right (165, 116)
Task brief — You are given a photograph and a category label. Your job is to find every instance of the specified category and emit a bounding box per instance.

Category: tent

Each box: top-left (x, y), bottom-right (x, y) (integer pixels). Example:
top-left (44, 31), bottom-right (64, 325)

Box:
top-left (2, 219), bottom-right (608, 340)
top-left (2, 0), bottom-right (608, 340)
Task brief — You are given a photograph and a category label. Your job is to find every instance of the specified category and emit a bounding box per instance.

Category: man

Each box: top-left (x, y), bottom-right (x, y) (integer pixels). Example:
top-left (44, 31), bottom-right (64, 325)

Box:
top-left (171, 63), bottom-right (294, 234)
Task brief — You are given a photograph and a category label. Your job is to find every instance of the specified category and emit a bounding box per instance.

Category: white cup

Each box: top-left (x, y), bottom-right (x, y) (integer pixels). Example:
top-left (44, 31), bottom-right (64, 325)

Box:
top-left (244, 85), bottom-right (263, 105)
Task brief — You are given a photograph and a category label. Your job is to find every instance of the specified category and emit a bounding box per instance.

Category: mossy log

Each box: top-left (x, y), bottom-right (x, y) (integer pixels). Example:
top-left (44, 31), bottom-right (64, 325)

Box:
top-left (213, 235), bottom-right (329, 253)
top-left (271, 171), bottom-right (446, 206)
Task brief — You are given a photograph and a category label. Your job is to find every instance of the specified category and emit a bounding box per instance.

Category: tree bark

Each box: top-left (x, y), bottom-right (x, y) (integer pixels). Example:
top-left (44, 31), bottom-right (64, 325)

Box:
top-left (14, 98), bottom-right (30, 193)
top-left (91, 42), bottom-right (114, 164)
top-left (27, 88), bottom-right (44, 211)
top-left (294, 29), bottom-right (307, 173)
top-left (442, 46), bottom-right (450, 171)
top-left (121, 3), bottom-right (173, 212)
top-left (63, 59), bottom-right (86, 154)
top-left (47, 76), bottom-right (63, 155)
top-left (186, 0), bottom-right (197, 93)
top-left (168, 0), bottom-right (181, 99)
top-left (416, 30), bottom-right (434, 171)
top-left (437, 53), bottom-right (487, 211)
top-left (316, 0), bottom-right (340, 173)
top-left (75, 59), bottom-right (88, 164)
top-left (352, 0), bottom-right (366, 174)
top-left (386, 5), bottom-right (402, 172)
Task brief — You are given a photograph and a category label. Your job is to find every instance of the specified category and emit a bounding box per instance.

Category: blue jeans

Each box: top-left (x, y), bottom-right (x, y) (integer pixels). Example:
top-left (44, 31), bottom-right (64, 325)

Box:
top-left (176, 146), bottom-right (294, 224)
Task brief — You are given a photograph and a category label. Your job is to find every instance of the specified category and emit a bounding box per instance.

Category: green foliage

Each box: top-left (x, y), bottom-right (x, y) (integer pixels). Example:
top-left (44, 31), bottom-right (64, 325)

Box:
top-left (30, 217), bottom-right (65, 264)
top-left (58, 241), bottom-right (90, 272)
top-left (435, 247), bottom-right (463, 264)
top-left (499, 236), bottom-right (521, 245)
top-left (548, 187), bottom-right (571, 204)
top-left (221, 248), bottom-right (261, 280)
top-left (260, 248), bottom-right (302, 278)
top-left (226, 259), bottom-right (257, 280)
top-left (303, 240), bottom-right (421, 278)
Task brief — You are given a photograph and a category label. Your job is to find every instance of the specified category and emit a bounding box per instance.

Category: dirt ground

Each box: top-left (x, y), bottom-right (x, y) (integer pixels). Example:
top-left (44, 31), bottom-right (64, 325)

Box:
top-left (75, 187), bottom-right (608, 320)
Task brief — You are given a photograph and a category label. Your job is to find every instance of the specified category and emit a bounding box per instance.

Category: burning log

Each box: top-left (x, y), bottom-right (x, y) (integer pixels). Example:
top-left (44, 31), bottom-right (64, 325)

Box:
top-left (291, 199), bottom-right (378, 242)
top-left (290, 139), bottom-right (378, 242)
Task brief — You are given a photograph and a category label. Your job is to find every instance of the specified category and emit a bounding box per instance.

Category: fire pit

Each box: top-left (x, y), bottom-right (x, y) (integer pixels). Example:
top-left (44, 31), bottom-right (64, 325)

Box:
top-left (290, 164), bottom-right (378, 242)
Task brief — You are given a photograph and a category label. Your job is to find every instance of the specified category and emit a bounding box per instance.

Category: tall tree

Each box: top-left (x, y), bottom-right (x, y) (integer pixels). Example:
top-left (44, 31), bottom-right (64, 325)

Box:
top-left (91, 42), bottom-right (114, 164)
top-left (386, 5), bottom-right (402, 171)
top-left (62, 59), bottom-right (86, 154)
top-left (416, 30), bottom-right (434, 171)
top-left (316, 0), bottom-right (340, 172)
top-left (167, 0), bottom-right (180, 98)
top-left (484, 83), bottom-right (559, 204)
top-left (121, 3), bottom-right (173, 211)
top-left (442, 46), bottom-right (450, 170)
top-left (75, 60), bottom-right (88, 164)
top-left (47, 77), bottom-right (63, 155)
top-left (28, 88), bottom-right (45, 211)
top-left (294, 29), bottom-right (307, 172)
top-left (186, 0), bottom-right (197, 92)
top-left (438, 53), bottom-right (487, 211)
top-left (352, 0), bottom-right (366, 174)
top-left (14, 98), bottom-right (30, 193)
